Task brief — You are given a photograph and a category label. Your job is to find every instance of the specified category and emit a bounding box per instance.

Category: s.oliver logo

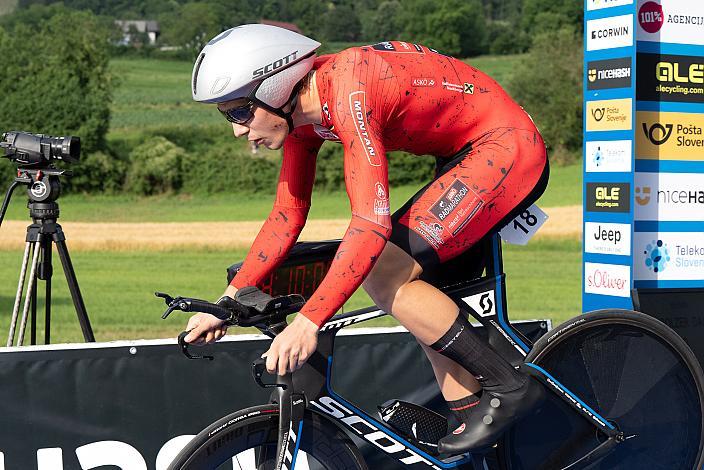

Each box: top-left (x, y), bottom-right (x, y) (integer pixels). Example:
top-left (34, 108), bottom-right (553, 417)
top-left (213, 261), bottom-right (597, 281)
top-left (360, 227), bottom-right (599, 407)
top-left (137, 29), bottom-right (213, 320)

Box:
top-left (584, 262), bottom-right (631, 298)
top-left (587, 183), bottom-right (631, 213)
top-left (428, 180), bottom-right (483, 235)
top-left (349, 91), bottom-right (381, 167)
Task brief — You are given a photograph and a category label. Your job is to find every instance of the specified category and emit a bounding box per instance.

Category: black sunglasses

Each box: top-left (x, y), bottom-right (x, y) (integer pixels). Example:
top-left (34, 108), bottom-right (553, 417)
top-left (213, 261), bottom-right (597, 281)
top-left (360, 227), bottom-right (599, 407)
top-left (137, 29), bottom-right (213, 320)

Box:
top-left (218, 101), bottom-right (255, 124)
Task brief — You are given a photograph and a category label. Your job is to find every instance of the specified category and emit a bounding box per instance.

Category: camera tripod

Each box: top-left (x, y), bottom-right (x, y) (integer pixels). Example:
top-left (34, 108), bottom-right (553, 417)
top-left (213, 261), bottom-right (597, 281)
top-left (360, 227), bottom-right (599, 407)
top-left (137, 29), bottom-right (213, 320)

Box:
top-left (1, 168), bottom-right (95, 346)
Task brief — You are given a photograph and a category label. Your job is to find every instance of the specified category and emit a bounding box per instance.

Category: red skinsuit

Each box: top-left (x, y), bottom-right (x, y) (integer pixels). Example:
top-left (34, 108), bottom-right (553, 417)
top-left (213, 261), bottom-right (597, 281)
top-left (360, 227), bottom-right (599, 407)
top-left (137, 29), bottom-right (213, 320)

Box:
top-left (232, 41), bottom-right (546, 327)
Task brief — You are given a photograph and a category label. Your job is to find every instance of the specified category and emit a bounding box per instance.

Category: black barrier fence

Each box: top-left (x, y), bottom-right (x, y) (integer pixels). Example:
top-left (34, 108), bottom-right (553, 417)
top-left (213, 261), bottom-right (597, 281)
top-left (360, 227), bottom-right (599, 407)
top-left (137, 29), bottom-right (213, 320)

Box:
top-left (0, 321), bottom-right (548, 470)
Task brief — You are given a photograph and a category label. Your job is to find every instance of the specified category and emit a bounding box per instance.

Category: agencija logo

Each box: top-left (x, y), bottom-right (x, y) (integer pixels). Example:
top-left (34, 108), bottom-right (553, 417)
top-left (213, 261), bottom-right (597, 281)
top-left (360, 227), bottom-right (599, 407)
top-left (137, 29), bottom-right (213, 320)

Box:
top-left (644, 239), bottom-right (671, 273)
top-left (639, 1), bottom-right (664, 33)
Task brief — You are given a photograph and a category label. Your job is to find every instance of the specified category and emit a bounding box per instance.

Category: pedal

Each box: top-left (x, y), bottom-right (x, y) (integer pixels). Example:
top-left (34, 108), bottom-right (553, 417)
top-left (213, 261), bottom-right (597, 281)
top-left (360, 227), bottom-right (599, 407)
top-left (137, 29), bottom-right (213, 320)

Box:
top-left (378, 399), bottom-right (448, 455)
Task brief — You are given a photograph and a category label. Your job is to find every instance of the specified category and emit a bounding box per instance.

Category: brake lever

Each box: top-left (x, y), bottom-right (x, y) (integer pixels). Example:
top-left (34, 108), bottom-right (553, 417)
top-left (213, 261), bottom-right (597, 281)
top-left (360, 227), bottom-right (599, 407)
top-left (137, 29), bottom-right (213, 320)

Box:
top-left (178, 330), bottom-right (214, 361)
top-left (252, 358), bottom-right (286, 389)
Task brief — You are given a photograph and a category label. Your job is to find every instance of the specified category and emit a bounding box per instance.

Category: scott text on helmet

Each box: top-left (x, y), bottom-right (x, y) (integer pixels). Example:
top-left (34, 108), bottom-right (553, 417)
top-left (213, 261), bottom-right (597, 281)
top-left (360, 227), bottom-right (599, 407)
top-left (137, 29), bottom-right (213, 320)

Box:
top-left (253, 51), bottom-right (299, 79)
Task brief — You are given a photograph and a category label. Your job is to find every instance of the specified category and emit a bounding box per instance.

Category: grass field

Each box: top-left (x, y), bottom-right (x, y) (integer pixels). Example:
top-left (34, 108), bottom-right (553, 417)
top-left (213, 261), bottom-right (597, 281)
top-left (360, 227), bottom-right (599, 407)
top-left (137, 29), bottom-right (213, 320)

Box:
top-left (0, 238), bottom-right (581, 344)
top-left (108, 54), bottom-right (525, 134)
top-left (1, 163), bottom-right (580, 222)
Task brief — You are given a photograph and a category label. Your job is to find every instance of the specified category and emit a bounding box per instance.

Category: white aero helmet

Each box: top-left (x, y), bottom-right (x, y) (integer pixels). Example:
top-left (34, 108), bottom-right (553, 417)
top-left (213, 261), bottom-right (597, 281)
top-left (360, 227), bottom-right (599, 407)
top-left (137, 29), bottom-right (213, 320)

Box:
top-left (192, 24), bottom-right (321, 130)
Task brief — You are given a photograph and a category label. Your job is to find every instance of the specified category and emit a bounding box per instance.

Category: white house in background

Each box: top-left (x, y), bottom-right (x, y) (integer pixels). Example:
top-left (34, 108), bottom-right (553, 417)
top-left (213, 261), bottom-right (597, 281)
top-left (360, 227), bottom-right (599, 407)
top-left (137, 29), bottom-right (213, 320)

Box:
top-left (115, 20), bottom-right (160, 46)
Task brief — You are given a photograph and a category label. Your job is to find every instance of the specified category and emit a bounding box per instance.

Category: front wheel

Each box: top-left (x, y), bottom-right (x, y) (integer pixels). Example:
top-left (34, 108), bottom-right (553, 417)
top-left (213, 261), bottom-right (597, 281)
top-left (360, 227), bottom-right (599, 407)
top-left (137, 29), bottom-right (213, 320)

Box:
top-left (167, 404), bottom-right (367, 470)
top-left (499, 309), bottom-right (704, 469)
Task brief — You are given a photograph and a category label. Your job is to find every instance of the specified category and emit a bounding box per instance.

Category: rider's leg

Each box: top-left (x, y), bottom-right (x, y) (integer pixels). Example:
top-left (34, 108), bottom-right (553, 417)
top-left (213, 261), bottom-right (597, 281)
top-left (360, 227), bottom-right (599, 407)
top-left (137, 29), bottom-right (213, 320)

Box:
top-left (364, 242), bottom-right (543, 452)
top-left (363, 243), bottom-right (526, 394)
top-left (362, 243), bottom-right (480, 399)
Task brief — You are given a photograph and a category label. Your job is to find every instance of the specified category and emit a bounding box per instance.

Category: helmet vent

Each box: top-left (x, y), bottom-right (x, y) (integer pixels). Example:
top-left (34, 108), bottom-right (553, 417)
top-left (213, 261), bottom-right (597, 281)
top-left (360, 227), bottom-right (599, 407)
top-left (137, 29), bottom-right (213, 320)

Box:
top-left (193, 53), bottom-right (205, 94)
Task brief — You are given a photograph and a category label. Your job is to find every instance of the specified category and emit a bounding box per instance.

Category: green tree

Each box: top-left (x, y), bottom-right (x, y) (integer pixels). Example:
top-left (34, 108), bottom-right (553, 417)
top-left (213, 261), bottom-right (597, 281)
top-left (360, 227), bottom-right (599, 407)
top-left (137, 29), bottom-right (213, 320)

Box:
top-left (399, 0), bottom-right (487, 57)
top-left (507, 27), bottom-right (583, 164)
top-left (521, 0), bottom-right (583, 37)
top-left (322, 4), bottom-right (361, 42)
top-left (363, 0), bottom-right (404, 42)
top-left (159, 2), bottom-right (223, 60)
top-left (0, 8), bottom-right (113, 153)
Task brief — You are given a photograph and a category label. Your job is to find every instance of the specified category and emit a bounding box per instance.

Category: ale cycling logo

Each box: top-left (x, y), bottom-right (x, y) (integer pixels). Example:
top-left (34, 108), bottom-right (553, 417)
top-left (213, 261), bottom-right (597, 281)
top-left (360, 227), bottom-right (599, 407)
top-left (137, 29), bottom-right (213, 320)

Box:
top-left (591, 107), bottom-right (606, 122)
top-left (644, 239), bottom-right (670, 273)
top-left (642, 122), bottom-right (673, 145)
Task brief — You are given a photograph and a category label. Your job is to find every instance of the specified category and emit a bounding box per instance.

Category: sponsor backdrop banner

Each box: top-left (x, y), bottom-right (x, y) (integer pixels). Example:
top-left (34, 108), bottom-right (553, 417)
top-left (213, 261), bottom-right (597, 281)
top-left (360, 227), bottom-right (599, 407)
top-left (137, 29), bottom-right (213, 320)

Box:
top-left (583, 0), bottom-right (636, 312)
top-left (584, 0), bottom-right (704, 310)
top-left (0, 325), bottom-right (548, 470)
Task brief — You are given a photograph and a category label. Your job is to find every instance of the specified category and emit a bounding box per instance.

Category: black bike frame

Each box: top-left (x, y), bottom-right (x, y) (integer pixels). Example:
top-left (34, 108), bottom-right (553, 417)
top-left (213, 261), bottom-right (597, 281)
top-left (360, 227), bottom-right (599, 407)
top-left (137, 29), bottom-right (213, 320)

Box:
top-left (269, 233), bottom-right (622, 470)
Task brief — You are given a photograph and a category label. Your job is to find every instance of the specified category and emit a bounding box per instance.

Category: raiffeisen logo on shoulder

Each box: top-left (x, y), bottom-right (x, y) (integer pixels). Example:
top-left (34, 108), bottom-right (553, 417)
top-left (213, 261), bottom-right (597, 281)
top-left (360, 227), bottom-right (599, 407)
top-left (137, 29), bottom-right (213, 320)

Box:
top-left (637, 0), bottom-right (704, 46)
top-left (635, 232), bottom-right (704, 281)
top-left (588, 0), bottom-right (633, 11)
top-left (585, 262), bottom-right (631, 298)
top-left (587, 14), bottom-right (634, 51)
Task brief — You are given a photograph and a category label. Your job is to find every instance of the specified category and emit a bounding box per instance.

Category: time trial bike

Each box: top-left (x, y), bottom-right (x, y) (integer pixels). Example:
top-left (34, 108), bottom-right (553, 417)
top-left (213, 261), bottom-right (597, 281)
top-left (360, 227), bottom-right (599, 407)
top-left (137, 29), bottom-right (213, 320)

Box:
top-left (157, 231), bottom-right (704, 470)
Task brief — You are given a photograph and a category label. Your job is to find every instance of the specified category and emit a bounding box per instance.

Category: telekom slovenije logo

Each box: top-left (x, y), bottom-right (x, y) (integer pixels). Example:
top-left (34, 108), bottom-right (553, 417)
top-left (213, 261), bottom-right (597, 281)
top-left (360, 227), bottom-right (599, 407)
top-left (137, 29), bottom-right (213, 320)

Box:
top-left (644, 239), bottom-right (670, 273)
top-left (639, 1), bottom-right (664, 33)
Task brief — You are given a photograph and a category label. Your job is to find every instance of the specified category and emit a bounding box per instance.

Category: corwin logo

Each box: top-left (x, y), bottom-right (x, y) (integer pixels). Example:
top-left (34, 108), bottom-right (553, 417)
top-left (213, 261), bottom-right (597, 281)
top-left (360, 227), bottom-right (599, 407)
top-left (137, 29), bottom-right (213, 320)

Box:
top-left (642, 122), bottom-right (673, 145)
top-left (591, 24), bottom-right (630, 40)
top-left (592, 107), bottom-right (606, 122)
top-left (644, 239), bottom-right (670, 273)
top-left (636, 186), bottom-right (652, 205)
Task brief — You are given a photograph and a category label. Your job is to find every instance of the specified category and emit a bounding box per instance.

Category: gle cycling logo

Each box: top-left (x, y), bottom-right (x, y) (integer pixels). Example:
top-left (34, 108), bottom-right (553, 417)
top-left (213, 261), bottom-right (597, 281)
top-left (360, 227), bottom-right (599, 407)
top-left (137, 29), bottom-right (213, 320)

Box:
top-left (644, 239), bottom-right (671, 273)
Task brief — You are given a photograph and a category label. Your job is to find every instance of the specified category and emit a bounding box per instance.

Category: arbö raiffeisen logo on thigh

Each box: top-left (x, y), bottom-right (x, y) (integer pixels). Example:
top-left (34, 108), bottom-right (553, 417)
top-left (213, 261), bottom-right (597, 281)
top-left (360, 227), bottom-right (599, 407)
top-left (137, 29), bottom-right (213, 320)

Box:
top-left (644, 240), bottom-right (671, 273)
top-left (428, 179), bottom-right (483, 235)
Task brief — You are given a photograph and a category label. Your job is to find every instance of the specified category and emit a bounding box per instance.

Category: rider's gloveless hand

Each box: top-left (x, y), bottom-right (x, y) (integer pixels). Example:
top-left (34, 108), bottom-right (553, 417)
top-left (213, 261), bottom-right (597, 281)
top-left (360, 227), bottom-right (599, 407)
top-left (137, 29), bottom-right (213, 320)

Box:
top-left (264, 314), bottom-right (319, 375)
top-left (184, 313), bottom-right (227, 345)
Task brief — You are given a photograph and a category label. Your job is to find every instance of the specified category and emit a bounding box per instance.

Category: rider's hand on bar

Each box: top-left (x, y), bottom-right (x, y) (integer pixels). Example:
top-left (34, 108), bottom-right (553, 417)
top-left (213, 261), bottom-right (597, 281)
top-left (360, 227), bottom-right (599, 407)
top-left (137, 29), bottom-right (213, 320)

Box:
top-left (184, 313), bottom-right (228, 345)
top-left (263, 314), bottom-right (319, 375)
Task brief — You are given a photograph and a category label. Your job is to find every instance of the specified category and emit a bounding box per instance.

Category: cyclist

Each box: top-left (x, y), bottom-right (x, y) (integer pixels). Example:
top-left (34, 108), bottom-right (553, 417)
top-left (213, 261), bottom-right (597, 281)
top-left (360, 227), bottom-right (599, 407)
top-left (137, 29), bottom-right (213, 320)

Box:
top-left (184, 24), bottom-right (548, 453)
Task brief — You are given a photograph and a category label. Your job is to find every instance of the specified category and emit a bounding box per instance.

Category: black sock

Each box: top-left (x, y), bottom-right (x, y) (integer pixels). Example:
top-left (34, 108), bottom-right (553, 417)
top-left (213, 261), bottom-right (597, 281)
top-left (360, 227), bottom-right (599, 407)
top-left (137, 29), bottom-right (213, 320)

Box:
top-left (431, 313), bottom-right (526, 393)
top-left (447, 394), bottom-right (481, 423)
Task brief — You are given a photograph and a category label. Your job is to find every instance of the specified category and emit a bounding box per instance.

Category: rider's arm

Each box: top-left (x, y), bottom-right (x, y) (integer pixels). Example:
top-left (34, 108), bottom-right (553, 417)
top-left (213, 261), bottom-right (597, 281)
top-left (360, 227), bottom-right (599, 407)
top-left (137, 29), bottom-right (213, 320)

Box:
top-left (297, 49), bottom-right (399, 327)
top-left (230, 128), bottom-right (323, 291)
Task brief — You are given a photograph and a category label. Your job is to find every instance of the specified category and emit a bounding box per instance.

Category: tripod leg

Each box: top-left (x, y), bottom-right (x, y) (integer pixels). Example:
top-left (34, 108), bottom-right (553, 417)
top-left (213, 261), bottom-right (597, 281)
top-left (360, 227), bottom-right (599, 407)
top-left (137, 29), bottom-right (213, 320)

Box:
top-left (17, 239), bottom-right (42, 346)
top-left (55, 240), bottom-right (95, 342)
top-left (40, 238), bottom-right (53, 345)
top-left (7, 242), bottom-right (32, 347)
top-left (30, 276), bottom-right (37, 345)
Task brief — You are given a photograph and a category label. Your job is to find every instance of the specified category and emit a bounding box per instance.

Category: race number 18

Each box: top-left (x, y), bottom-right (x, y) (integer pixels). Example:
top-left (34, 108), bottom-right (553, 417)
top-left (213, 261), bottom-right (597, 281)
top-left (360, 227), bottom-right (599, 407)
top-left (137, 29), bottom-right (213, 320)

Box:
top-left (499, 204), bottom-right (548, 245)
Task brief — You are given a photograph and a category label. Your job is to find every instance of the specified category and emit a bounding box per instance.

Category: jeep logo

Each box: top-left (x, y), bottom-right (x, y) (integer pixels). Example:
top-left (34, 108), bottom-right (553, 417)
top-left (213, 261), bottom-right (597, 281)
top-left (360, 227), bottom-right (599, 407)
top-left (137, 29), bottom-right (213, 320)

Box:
top-left (253, 51), bottom-right (298, 79)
